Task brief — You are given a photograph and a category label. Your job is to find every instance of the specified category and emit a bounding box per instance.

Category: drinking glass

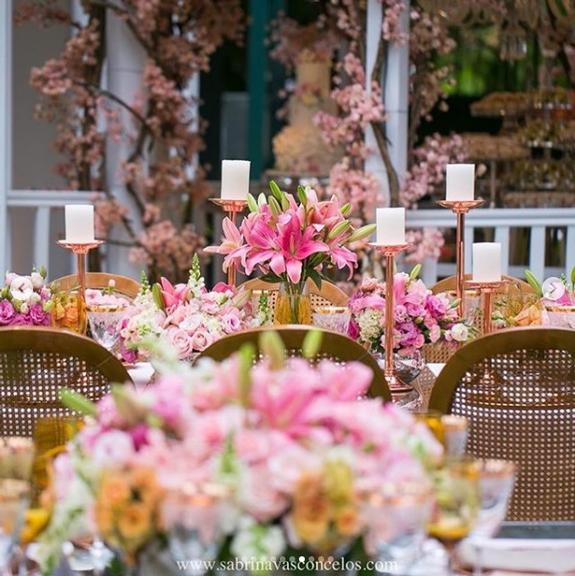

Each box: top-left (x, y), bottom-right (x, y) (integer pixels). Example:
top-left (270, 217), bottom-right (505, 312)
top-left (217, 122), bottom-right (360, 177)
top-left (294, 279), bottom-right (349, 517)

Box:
top-left (468, 459), bottom-right (517, 576)
top-left (414, 410), bottom-right (445, 445)
top-left (363, 483), bottom-right (434, 574)
top-left (87, 304), bottom-right (128, 352)
top-left (0, 438), bottom-right (34, 573)
top-left (312, 306), bottom-right (351, 335)
top-left (427, 458), bottom-right (480, 574)
top-left (442, 415), bottom-right (469, 459)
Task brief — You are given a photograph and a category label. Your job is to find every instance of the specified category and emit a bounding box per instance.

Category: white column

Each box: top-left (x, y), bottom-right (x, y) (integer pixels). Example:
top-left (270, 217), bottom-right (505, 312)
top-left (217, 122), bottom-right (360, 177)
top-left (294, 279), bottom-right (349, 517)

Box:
top-left (365, 0), bottom-right (410, 206)
top-left (0, 0), bottom-right (12, 277)
top-left (106, 10), bottom-right (146, 277)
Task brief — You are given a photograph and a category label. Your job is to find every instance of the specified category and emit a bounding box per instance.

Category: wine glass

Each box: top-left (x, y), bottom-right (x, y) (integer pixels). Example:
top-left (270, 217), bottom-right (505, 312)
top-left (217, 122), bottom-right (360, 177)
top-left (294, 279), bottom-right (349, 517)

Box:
top-left (312, 306), bottom-right (351, 335)
top-left (0, 438), bottom-right (34, 573)
top-left (468, 459), bottom-right (517, 576)
top-left (87, 303), bottom-right (128, 351)
top-left (427, 458), bottom-right (480, 575)
top-left (363, 482), bottom-right (434, 575)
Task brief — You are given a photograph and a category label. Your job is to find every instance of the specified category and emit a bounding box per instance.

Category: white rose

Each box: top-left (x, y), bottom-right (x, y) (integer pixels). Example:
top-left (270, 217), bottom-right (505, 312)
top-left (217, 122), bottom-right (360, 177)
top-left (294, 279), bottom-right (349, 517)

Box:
top-left (31, 272), bottom-right (44, 290)
top-left (20, 303), bottom-right (29, 314)
top-left (230, 517), bottom-right (285, 561)
top-left (450, 323), bottom-right (469, 342)
top-left (4, 272), bottom-right (16, 287)
top-left (10, 276), bottom-right (34, 303)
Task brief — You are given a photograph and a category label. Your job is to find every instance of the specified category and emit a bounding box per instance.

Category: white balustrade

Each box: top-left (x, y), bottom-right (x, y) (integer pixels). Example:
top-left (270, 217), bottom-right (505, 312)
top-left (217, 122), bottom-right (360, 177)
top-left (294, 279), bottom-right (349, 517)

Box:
top-left (406, 207), bottom-right (575, 285)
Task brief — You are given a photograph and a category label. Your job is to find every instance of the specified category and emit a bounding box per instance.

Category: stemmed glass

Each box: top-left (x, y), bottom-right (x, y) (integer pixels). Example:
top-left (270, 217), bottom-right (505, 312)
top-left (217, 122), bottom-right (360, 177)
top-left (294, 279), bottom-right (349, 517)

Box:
top-left (363, 482), bottom-right (434, 574)
top-left (0, 438), bottom-right (34, 574)
top-left (87, 303), bottom-right (129, 352)
top-left (427, 458), bottom-right (480, 575)
top-left (467, 459), bottom-right (517, 576)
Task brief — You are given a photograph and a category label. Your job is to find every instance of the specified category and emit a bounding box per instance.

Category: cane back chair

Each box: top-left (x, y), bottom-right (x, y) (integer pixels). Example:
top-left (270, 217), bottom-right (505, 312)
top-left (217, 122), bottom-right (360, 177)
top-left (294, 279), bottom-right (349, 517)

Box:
top-left (429, 327), bottom-right (575, 521)
top-left (198, 326), bottom-right (391, 401)
top-left (0, 327), bottom-right (131, 437)
top-left (240, 278), bottom-right (348, 322)
top-left (430, 274), bottom-right (534, 296)
top-left (52, 272), bottom-right (140, 299)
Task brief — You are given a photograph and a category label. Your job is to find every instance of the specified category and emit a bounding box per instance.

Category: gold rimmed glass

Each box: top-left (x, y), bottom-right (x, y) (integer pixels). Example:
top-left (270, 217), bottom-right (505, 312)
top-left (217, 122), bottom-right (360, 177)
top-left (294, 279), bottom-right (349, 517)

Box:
top-left (312, 306), bottom-right (351, 335)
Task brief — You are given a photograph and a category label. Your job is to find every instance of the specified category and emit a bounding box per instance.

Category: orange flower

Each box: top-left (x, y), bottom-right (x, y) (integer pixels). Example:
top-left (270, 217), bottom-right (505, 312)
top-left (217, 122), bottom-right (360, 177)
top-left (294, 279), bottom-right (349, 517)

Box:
top-left (129, 468), bottom-right (162, 505)
top-left (117, 502), bottom-right (152, 545)
top-left (292, 472), bottom-right (330, 545)
top-left (94, 501), bottom-right (114, 536)
top-left (335, 505), bottom-right (360, 536)
top-left (99, 473), bottom-right (130, 507)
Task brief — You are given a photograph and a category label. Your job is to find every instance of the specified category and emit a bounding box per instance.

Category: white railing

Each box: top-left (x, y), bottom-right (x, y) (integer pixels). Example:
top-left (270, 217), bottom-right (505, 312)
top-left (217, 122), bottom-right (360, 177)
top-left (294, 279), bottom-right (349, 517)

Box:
top-left (406, 208), bottom-right (575, 285)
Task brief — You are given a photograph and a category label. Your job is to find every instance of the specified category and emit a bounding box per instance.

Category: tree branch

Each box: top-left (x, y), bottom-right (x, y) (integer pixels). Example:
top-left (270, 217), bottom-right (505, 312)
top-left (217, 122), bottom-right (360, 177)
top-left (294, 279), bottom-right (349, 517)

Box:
top-left (371, 121), bottom-right (400, 206)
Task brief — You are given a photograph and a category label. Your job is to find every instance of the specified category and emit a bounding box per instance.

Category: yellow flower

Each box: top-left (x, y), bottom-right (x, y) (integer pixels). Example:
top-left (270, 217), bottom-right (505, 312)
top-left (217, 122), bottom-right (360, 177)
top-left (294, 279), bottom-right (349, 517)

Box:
top-left (323, 460), bottom-right (354, 506)
top-left (292, 472), bottom-right (330, 545)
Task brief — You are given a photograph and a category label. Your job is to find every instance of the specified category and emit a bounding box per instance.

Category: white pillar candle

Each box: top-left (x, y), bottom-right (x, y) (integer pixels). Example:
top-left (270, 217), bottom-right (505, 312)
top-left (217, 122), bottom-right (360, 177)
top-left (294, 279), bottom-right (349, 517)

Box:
top-left (221, 160), bottom-right (250, 200)
top-left (446, 164), bottom-right (475, 201)
top-left (65, 204), bottom-right (95, 243)
top-left (472, 242), bottom-right (501, 282)
top-left (376, 207), bottom-right (405, 245)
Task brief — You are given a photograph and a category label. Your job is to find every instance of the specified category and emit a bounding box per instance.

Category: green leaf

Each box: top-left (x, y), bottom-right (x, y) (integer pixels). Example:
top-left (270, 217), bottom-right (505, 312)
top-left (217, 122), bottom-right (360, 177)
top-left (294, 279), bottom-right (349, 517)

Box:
top-left (524, 270), bottom-right (543, 297)
top-left (60, 389), bottom-right (97, 417)
top-left (259, 331), bottom-right (285, 370)
top-left (409, 264), bottom-right (422, 280)
top-left (257, 193), bottom-right (267, 207)
top-left (347, 223), bottom-right (376, 243)
top-left (303, 329), bottom-right (323, 359)
top-left (297, 185), bottom-right (308, 206)
top-left (308, 269), bottom-right (323, 290)
top-left (238, 343), bottom-right (255, 407)
top-left (571, 266), bottom-right (575, 289)
top-left (152, 283), bottom-right (165, 310)
top-left (247, 193), bottom-right (258, 213)
top-left (260, 273), bottom-right (282, 284)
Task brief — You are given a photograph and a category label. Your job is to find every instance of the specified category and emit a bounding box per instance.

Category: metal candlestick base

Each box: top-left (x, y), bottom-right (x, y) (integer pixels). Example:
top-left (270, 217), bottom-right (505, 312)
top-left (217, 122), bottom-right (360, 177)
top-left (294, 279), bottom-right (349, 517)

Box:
top-left (465, 279), bottom-right (504, 335)
top-left (209, 198), bottom-right (248, 287)
top-left (369, 242), bottom-right (412, 394)
top-left (436, 199), bottom-right (485, 318)
top-left (57, 240), bottom-right (104, 334)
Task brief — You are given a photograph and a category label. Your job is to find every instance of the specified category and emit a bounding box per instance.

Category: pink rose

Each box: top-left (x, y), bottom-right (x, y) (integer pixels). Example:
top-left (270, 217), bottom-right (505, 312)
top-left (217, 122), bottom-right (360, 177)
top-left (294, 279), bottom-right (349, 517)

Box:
top-left (190, 328), bottom-right (213, 351)
top-left (221, 311), bottom-right (242, 333)
top-left (0, 300), bottom-right (15, 325)
top-left (166, 326), bottom-right (193, 359)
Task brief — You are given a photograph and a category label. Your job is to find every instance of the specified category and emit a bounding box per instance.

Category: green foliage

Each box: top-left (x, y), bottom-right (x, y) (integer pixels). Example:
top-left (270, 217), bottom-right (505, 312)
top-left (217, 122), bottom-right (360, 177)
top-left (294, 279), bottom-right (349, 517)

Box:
top-left (60, 389), bottom-right (97, 417)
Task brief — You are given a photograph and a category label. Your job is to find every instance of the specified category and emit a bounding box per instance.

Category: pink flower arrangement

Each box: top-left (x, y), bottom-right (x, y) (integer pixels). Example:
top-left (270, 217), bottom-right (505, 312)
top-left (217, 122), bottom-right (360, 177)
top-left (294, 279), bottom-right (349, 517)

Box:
top-left (206, 181), bottom-right (375, 289)
top-left (118, 256), bottom-right (266, 363)
top-left (348, 269), bottom-right (473, 355)
top-left (0, 269), bottom-right (52, 327)
top-left (38, 332), bottom-right (441, 570)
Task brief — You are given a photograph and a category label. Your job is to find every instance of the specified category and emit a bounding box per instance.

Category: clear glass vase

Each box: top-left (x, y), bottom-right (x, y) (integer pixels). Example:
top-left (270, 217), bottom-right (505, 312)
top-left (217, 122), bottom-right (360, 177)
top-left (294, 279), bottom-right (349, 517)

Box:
top-left (274, 282), bottom-right (312, 325)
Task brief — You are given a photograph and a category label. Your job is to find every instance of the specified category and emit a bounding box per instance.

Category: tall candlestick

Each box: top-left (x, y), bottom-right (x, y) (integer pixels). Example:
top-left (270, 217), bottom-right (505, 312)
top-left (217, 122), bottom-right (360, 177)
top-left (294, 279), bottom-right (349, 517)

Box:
top-left (221, 160), bottom-right (250, 200)
top-left (376, 207), bottom-right (405, 245)
top-left (65, 205), bottom-right (95, 243)
top-left (446, 164), bottom-right (475, 201)
top-left (472, 243), bottom-right (502, 282)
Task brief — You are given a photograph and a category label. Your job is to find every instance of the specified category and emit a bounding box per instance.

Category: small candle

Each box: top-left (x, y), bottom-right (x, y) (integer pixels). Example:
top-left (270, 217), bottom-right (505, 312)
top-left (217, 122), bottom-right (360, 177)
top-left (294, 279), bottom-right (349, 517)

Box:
top-left (65, 204), bottom-right (95, 243)
top-left (446, 164), bottom-right (475, 201)
top-left (221, 160), bottom-right (250, 200)
top-left (472, 242), bottom-right (501, 282)
top-left (376, 207), bottom-right (405, 245)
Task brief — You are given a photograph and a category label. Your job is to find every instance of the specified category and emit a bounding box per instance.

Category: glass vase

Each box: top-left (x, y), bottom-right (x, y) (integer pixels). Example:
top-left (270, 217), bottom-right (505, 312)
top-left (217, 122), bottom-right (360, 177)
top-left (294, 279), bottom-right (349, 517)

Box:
top-left (274, 282), bottom-right (312, 325)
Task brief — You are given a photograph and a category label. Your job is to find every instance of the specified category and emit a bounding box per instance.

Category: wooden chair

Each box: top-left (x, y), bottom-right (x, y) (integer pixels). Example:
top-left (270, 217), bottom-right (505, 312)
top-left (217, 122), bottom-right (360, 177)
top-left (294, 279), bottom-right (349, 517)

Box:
top-left (197, 325), bottom-right (391, 401)
top-left (51, 272), bottom-right (140, 299)
top-left (429, 327), bottom-right (575, 521)
top-left (240, 278), bottom-right (348, 322)
top-left (0, 327), bottom-right (131, 437)
top-left (431, 274), bottom-right (534, 295)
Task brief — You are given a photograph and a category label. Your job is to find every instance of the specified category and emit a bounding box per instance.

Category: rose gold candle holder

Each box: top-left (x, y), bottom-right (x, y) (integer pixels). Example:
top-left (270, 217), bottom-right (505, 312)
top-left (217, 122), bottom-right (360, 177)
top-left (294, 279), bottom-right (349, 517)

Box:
top-left (465, 279), bottom-right (504, 335)
top-left (369, 242), bottom-right (411, 394)
top-left (209, 198), bottom-right (248, 287)
top-left (437, 199), bottom-right (485, 318)
top-left (57, 240), bottom-right (103, 333)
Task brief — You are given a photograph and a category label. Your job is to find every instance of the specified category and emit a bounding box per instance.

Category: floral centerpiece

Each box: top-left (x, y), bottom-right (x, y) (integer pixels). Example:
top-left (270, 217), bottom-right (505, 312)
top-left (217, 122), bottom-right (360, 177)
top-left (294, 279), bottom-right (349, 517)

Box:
top-left (0, 269), bottom-right (52, 326)
top-left (119, 256), bottom-right (268, 363)
top-left (206, 181), bottom-right (375, 324)
top-left (348, 267), bottom-right (473, 358)
top-left (523, 269), bottom-right (575, 328)
top-left (37, 331), bottom-right (441, 573)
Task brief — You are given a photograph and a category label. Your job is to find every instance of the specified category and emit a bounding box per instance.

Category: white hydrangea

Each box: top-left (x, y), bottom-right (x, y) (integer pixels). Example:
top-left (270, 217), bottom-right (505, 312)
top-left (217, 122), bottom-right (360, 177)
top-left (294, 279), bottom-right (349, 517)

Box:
top-left (357, 309), bottom-right (383, 343)
top-left (230, 517), bottom-right (286, 562)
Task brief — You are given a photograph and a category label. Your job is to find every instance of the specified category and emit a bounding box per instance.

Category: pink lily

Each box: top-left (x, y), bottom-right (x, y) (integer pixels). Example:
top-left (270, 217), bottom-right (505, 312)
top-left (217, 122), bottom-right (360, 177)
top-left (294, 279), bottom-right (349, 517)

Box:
top-left (269, 215), bottom-right (328, 284)
top-left (327, 240), bottom-right (357, 279)
top-left (160, 278), bottom-right (189, 310)
top-left (204, 218), bottom-right (249, 272)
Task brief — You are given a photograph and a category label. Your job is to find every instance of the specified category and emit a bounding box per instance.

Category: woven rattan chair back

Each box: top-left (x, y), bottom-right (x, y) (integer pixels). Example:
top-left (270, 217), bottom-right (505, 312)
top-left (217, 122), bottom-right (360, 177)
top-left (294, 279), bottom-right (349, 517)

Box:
top-left (431, 274), bottom-right (534, 295)
top-left (197, 325), bottom-right (391, 401)
top-left (240, 279), bottom-right (348, 322)
top-left (0, 327), bottom-right (131, 437)
top-left (52, 272), bottom-right (140, 299)
top-left (429, 327), bottom-right (575, 521)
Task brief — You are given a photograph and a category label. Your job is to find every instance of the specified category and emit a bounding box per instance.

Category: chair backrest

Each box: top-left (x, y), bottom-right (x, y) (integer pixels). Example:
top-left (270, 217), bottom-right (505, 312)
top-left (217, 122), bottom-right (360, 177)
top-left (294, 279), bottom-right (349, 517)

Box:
top-left (240, 278), bottom-right (348, 321)
top-left (197, 325), bottom-right (391, 401)
top-left (431, 274), bottom-right (534, 295)
top-left (0, 327), bottom-right (131, 437)
top-left (51, 272), bottom-right (140, 299)
top-left (429, 327), bottom-right (575, 521)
